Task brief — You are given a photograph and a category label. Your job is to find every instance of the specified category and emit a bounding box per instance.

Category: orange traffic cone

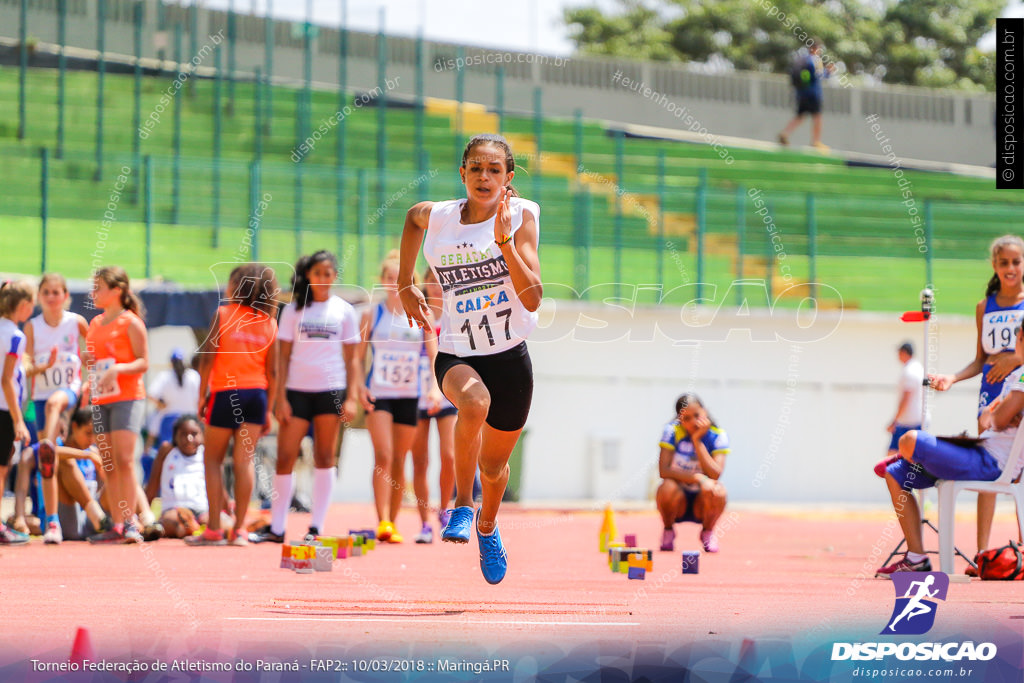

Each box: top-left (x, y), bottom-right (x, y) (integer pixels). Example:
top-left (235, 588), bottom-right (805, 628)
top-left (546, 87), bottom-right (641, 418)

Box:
top-left (599, 504), bottom-right (617, 552)
top-left (70, 627), bottom-right (94, 665)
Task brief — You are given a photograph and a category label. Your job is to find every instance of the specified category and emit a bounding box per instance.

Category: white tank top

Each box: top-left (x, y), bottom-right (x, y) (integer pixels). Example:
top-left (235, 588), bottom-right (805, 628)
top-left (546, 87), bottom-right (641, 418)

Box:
top-left (367, 302), bottom-right (424, 399)
top-left (160, 446), bottom-right (208, 511)
top-left (29, 311), bottom-right (83, 400)
top-left (423, 197), bottom-right (540, 356)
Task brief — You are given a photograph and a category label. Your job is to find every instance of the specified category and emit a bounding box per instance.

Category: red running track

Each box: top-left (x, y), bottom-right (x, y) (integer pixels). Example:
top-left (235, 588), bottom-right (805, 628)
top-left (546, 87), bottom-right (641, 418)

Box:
top-left (2, 504), bottom-right (1022, 678)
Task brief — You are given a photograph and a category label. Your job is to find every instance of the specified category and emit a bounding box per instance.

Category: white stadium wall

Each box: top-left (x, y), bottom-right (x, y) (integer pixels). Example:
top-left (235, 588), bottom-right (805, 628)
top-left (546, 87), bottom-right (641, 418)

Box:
top-left (150, 297), bottom-right (979, 506)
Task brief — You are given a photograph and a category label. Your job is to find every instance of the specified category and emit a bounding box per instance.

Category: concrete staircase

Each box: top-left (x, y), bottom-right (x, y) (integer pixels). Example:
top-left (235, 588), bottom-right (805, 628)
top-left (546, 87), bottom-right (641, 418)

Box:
top-left (425, 97), bottom-right (845, 308)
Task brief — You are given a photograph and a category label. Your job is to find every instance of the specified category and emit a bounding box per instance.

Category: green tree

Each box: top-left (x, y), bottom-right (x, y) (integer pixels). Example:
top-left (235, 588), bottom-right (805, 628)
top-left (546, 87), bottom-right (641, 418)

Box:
top-left (564, 0), bottom-right (1005, 91)
top-left (878, 0), bottom-right (1002, 90)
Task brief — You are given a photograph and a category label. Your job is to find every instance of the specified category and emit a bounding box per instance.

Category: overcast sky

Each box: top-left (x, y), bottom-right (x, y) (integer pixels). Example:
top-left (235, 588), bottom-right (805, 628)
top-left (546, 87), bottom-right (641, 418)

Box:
top-left (196, 0), bottom-right (1022, 57)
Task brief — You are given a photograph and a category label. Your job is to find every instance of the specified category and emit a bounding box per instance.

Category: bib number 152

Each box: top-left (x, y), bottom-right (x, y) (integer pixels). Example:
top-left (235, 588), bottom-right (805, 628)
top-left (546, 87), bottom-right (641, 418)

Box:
top-left (460, 309), bottom-right (512, 351)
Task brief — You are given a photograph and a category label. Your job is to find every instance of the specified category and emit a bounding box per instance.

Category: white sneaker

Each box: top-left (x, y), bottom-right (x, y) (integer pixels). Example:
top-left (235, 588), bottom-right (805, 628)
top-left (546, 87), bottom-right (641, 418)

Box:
top-left (414, 524), bottom-right (433, 544)
top-left (43, 522), bottom-right (63, 545)
top-left (228, 529), bottom-right (249, 547)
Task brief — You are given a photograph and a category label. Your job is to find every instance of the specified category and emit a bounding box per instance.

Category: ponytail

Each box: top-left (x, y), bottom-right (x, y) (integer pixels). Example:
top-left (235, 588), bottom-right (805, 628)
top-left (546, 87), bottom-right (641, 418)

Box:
top-left (985, 273), bottom-right (1001, 298)
top-left (94, 266), bottom-right (145, 321)
top-left (121, 289), bottom-right (144, 318)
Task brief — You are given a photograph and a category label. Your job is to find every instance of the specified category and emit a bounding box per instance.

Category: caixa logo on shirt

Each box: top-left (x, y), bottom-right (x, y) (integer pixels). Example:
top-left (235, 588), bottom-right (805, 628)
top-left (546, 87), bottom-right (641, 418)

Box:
top-left (456, 290), bottom-right (509, 314)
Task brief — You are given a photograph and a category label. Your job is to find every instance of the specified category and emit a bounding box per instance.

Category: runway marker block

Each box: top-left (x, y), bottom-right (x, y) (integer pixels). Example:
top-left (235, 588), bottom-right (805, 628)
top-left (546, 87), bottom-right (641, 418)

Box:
top-left (316, 536), bottom-right (341, 558)
top-left (280, 544), bottom-right (295, 569)
top-left (292, 545), bottom-right (313, 572)
top-left (624, 534), bottom-right (637, 547)
top-left (626, 549), bottom-right (654, 571)
top-left (682, 551), bottom-right (700, 574)
top-left (628, 566), bottom-right (646, 580)
top-left (313, 546), bottom-right (334, 571)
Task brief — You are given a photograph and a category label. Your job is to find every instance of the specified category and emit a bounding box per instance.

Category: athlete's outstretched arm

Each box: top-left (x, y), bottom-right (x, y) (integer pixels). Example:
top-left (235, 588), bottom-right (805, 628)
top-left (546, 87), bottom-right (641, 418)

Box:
top-left (398, 201), bottom-right (435, 329)
top-left (495, 189), bottom-right (542, 312)
top-left (930, 300), bottom-right (986, 390)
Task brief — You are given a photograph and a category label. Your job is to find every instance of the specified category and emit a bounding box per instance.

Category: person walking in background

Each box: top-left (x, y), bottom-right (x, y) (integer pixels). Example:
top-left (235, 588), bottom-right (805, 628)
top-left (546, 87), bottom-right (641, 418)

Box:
top-left (778, 40), bottom-right (834, 150)
top-left (875, 342), bottom-right (925, 476)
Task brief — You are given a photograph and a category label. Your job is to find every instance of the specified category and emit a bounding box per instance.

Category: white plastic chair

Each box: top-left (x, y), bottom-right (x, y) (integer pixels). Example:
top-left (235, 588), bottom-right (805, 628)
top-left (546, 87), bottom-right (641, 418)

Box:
top-left (937, 428), bottom-right (1024, 574)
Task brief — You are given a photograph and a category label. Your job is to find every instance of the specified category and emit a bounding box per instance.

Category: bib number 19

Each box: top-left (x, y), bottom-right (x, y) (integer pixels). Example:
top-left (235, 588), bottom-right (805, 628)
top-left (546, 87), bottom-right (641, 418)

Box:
top-left (460, 309), bottom-right (512, 351)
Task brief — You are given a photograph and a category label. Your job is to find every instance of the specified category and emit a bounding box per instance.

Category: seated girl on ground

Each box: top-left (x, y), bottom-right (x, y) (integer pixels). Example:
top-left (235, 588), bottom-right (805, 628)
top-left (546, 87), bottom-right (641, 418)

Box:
top-left (145, 414), bottom-right (233, 539)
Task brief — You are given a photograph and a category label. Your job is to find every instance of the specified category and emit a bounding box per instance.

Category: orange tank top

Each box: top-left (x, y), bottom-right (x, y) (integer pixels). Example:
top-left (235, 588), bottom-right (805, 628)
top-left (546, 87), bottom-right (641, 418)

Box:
top-left (86, 310), bottom-right (146, 405)
top-left (208, 303), bottom-right (277, 392)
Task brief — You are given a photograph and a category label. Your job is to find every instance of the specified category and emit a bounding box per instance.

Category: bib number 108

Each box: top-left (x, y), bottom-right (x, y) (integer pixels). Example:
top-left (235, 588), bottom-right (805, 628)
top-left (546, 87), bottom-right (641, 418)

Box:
top-left (460, 309), bottom-right (512, 351)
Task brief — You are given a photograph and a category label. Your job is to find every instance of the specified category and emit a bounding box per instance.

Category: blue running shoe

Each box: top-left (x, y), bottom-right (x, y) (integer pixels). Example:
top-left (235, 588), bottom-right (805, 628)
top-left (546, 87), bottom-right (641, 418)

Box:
top-left (476, 509), bottom-right (507, 585)
top-left (441, 506), bottom-right (473, 543)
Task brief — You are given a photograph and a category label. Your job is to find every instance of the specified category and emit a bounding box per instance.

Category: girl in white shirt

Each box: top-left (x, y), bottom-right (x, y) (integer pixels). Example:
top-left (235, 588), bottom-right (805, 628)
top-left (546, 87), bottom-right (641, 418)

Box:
top-left (22, 273), bottom-right (88, 544)
top-left (252, 251), bottom-right (361, 543)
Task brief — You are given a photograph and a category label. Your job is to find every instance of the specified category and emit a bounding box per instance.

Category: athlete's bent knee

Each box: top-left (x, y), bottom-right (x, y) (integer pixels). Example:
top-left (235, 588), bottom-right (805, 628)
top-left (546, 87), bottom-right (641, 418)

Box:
top-left (897, 430), bottom-right (917, 459)
top-left (458, 393), bottom-right (490, 424)
top-left (656, 480), bottom-right (681, 504)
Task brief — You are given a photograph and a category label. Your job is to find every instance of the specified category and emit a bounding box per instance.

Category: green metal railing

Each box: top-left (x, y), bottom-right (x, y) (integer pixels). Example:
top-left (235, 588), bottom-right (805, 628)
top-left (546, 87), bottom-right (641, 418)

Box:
top-left (2, 140), bottom-right (1016, 311)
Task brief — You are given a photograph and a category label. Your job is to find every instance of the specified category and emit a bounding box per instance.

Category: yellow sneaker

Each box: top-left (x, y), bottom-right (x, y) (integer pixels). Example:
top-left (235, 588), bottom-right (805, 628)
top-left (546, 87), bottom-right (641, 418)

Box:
top-left (376, 519), bottom-right (393, 542)
top-left (388, 530), bottom-right (404, 544)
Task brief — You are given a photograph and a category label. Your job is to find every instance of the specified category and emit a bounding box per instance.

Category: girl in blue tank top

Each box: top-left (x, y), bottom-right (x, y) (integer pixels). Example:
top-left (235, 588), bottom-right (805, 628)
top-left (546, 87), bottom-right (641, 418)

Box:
top-left (929, 234), bottom-right (1024, 560)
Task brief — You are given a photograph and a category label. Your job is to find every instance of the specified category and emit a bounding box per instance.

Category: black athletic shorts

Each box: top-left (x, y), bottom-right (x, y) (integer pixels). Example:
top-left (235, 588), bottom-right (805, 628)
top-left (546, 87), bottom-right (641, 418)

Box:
top-left (418, 405), bottom-right (458, 422)
top-left (286, 389), bottom-right (347, 421)
top-left (0, 410), bottom-right (15, 467)
top-left (434, 342), bottom-right (533, 432)
top-left (796, 94), bottom-right (821, 115)
top-left (205, 388), bottom-right (267, 429)
top-left (369, 397), bottom-right (419, 427)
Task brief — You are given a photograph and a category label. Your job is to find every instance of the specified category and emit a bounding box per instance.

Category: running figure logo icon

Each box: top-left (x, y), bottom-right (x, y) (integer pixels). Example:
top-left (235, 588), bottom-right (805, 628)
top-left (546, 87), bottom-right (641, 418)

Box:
top-left (882, 572), bottom-right (949, 635)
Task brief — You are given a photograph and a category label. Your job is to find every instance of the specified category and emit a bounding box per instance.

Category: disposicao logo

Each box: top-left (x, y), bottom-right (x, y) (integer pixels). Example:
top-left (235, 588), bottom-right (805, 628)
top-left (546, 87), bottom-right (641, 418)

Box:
top-left (882, 571), bottom-right (947, 635)
top-left (831, 572), bottom-right (997, 663)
